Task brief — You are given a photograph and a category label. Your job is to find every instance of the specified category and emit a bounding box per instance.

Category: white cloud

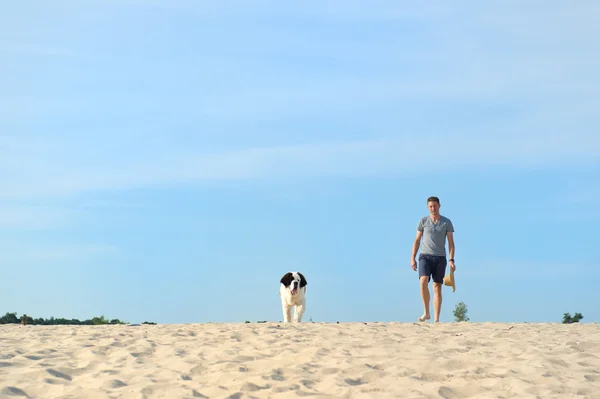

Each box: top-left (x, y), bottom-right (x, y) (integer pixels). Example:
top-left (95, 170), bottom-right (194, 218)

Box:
top-left (542, 184), bottom-right (600, 222)
top-left (0, 240), bottom-right (119, 265)
top-left (460, 259), bottom-right (600, 281)
top-left (562, 187), bottom-right (600, 205)
top-left (0, 199), bottom-right (146, 229)
top-left (0, 39), bottom-right (78, 57)
top-left (0, 129), bottom-right (598, 200)
top-left (0, 205), bottom-right (78, 230)
top-left (1, 0), bottom-right (598, 199)
top-left (28, 244), bottom-right (119, 261)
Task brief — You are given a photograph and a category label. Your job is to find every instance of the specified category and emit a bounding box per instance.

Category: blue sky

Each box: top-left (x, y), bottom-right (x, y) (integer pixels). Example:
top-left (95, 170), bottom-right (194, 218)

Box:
top-left (1, 1), bottom-right (598, 324)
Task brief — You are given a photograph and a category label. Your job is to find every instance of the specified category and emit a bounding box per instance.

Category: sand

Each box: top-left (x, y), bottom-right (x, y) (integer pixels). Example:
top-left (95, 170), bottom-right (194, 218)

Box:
top-left (1, 322), bottom-right (599, 398)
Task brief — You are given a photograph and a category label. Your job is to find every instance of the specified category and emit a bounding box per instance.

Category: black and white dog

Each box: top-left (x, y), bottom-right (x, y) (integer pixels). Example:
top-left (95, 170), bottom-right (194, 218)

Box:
top-left (279, 272), bottom-right (307, 323)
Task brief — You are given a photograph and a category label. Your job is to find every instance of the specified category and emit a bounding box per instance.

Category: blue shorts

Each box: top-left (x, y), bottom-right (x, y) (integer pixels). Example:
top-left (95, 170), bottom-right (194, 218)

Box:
top-left (418, 254), bottom-right (447, 284)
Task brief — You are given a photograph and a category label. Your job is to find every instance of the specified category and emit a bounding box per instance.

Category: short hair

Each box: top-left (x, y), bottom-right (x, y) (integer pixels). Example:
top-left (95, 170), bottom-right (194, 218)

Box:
top-left (427, 196), bottom-right (440, 204)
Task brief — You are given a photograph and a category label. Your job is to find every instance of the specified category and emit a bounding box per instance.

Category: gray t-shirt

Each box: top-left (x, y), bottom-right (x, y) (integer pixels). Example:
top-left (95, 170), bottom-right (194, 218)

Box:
top-left (417, 215), bottom-right (454, 256)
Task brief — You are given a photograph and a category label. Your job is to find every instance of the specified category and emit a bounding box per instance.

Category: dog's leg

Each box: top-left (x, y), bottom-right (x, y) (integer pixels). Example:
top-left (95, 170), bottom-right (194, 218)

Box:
top-left (282, 304), bottom-right (292, 323)
top-left (294, 302), bottom-right (305, 322)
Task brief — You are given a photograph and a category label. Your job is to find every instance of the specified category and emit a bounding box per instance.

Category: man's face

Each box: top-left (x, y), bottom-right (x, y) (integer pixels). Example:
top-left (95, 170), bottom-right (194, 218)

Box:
top-left (428, 201), bottom-right (440, 215)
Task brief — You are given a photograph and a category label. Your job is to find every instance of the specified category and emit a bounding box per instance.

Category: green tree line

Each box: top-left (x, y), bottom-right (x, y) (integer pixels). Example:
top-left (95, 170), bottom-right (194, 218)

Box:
top-left (562, 312), bottom-right (584, 324)
top-left (452, 303), bottom-right (586, 324)
top-left (0, 312), bottom-right (127, 325)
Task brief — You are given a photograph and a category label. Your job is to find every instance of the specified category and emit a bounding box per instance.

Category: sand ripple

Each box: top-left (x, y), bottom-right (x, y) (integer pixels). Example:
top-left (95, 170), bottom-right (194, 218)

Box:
top-left (1, 322), bottom-right (599, 398)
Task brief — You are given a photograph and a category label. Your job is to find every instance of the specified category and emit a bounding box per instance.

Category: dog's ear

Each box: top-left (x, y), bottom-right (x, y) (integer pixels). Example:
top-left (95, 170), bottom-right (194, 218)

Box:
top-left (298, 272), bottom-right (307, 288)
top-left (280, 272), bottom-right (294, 287)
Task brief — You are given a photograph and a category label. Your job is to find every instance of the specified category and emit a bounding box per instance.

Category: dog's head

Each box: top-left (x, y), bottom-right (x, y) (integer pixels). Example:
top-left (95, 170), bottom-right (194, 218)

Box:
top-left (280, 272), bottom-right (307, 296)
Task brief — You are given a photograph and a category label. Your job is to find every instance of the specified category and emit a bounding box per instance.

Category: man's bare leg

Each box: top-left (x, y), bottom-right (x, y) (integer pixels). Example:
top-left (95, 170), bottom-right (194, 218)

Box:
top-left (433, 282), bottom-right (443, 322)
top-left (418, 276), bottom-right (431, 321)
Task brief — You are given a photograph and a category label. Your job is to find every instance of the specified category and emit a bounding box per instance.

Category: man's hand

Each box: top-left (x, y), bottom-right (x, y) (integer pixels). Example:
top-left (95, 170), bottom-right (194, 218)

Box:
top-left (449, 260), bottom-right (456, 272)
top-left (411, 231), bottom-right (422, 272)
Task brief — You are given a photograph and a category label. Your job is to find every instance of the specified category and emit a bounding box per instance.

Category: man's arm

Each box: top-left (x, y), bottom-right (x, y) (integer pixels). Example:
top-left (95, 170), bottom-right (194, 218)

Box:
top-left (447, 231), bottom-right (455, 268)
top-left (411, 231), bottom-right (422, 267)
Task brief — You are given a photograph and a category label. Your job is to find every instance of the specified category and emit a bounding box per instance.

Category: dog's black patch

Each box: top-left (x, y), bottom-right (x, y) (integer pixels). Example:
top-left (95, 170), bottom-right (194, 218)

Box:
top-left (298, 272), bottom-right (308, 288)
top-left (280, 272), bottom-right (294, 287)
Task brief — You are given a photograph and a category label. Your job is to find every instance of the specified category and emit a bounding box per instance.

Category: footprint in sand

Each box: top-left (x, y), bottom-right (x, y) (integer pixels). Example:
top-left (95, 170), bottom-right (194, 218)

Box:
top-left (240, 382), bottom-right (270, 392)
top-left (271, 368), bottom-right (285, 381)
top-left (102, 379), bottom-right (127, 389)
top-left (300, 379), bottom-right (315, 389)
top-left (273, 384), bottom-right (301, 393)
top-left (1, 387), bottom-right (29, 397)
top-left (321, 367), bottom-right (340, 375)
top-left (438, 386), bottom-right (460, 399)
top-left (344, 378), bottom-right (365, 386)
top-left (46, 369), bottom-right (72, 381)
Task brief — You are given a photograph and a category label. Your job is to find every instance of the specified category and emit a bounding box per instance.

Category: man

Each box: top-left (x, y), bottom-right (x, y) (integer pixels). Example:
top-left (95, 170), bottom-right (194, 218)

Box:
top-left (411, 196), bottom-right (455, 322)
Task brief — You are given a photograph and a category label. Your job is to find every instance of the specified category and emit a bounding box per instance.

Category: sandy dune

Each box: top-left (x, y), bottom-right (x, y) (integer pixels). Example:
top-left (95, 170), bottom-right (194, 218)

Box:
top-left (1, 322), bottom-right (599, 398)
